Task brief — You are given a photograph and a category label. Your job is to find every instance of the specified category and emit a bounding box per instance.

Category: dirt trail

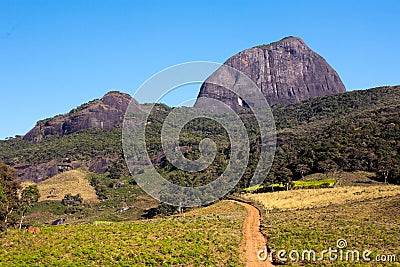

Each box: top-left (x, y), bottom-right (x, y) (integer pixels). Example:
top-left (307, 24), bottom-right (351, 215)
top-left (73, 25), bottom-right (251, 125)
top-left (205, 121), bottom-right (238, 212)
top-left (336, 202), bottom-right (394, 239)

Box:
top-left (233, 201), bottom-right (274, 267)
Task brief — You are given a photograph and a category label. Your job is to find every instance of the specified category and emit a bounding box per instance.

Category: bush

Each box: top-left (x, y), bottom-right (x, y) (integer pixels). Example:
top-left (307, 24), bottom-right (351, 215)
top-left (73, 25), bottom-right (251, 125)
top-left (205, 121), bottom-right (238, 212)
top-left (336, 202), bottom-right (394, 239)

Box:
top-left (61, 194), bottom-right (83, 206)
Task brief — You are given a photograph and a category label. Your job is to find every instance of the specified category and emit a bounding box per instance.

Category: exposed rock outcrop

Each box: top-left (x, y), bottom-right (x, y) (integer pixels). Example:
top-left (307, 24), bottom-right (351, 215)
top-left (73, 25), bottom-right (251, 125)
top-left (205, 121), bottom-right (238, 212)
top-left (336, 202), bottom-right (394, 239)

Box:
top-left (23, 91), bottom-right (141, 142)
top-left (195, 36), bottom-right (346, 110)
top-left (88, 157), bottom-right (113, 174)
top-left (15, 160), bottom-right (82, 182)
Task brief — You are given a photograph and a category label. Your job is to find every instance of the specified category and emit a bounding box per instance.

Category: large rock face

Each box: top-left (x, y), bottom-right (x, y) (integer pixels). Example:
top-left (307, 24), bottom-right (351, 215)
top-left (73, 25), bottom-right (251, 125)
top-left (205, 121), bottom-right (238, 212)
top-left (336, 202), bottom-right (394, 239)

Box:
top-left (15, 160), bottom-right (82, 182)
top-left (24, 91), bottom-right (140, 142)
top-left (195, 36), bottom-right (346, 109)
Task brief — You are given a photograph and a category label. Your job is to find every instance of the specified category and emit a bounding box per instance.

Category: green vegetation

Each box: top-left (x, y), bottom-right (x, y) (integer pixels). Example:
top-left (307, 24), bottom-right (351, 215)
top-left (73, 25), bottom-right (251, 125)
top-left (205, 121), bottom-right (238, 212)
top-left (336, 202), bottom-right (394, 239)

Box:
top-left (22, 171), bottom-right (158, 226)
top-left (1, 86), bottom-right (399, 192)
top-left (0, 85), bottom-right (399, 227)
top-left (0, 201), bottom-right (246, 266)
top-left (0, 164), bottom-right (21, 231)
top-left (243, 184), bottom-right (264, 193)
top-left (243, 178), bottom-right (335, 193)
top-left (0, 128), bottom-right (122, 165)
top-left (271, 178), bottom-right (335, 190)
top-left (18, 185), bottom-right (40, 229)
top-left (264, 85), bottom-right (400, 187)
top-left (0, 164), bottom-right (40, 231)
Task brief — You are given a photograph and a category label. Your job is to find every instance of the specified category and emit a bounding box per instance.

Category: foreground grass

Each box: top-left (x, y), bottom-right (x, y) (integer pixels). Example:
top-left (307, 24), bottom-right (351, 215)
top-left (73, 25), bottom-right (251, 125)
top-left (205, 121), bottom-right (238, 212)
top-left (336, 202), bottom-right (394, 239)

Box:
top-left (246, 185), bottom-right (400, 266)
top-left (0, 201), bottom-right (245, 267)
top-left (262, 195), bottom-right (400, 266)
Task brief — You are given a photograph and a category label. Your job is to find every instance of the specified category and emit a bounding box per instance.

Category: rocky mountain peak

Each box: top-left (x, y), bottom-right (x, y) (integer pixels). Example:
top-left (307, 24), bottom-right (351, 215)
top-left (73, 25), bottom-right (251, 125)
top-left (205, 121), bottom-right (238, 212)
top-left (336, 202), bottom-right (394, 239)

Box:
top-left (100, 91), bottom-right (137, 111)
top-left (256, 36), bottom-right (305, 49)
top-left (195, 36), bottom-right (346, 110)
top-left (23, 91), bottom-right (138, 142)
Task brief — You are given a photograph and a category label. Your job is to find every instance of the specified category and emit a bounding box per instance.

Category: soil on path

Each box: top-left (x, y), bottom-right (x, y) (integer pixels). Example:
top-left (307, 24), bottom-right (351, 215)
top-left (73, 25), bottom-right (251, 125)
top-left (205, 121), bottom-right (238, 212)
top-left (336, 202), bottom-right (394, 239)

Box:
top-left (232, 200), bottom-right (274, 267)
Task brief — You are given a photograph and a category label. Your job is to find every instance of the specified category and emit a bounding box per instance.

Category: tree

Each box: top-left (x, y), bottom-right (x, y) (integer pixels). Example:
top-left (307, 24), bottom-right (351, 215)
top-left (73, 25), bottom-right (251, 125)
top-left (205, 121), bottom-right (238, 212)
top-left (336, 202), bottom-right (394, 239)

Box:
top-left (61, 193), bottom-right (83, 206)
top-left (142, 203), bottom-right (180, 219)
top-left (376, 157), bottom-right (394, 184)
top-left (275, 167), bottom-right (294, 191)
top-left (295, 164), bottom-right (310, 179)
top-left (264, 165), bottom-right (278, 192)
top-left (317, 159), bottom-right (340, 186)
top-left (61, 193), bottom-right (83, 215)
top-left (18, 185), bottom-right (40, 229)
top-left (108, 161), bottom-right (123, 179)
top-left (317, 159), bottom-right (339, 176)
top-left (0, 163), bottom-right (20, 231)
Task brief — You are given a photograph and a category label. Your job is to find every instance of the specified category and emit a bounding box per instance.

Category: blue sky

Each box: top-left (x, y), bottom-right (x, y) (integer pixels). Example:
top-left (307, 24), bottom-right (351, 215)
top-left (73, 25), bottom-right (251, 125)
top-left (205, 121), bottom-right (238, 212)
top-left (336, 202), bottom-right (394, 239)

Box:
top-left (0, 0), bottom-right (399, 139)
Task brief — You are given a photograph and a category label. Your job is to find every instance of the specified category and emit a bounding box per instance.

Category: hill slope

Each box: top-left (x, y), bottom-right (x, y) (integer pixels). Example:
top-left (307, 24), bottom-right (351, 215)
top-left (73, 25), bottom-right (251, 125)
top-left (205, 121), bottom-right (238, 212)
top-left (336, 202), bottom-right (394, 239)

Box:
top-left (22, 169), bottom-right (98, 203)
top-left (1, 85), bottom-right (399, 186)
top-left (0, 85), bottom-right (399, 225)
top-left (268, 85), bottom-right (400, 185)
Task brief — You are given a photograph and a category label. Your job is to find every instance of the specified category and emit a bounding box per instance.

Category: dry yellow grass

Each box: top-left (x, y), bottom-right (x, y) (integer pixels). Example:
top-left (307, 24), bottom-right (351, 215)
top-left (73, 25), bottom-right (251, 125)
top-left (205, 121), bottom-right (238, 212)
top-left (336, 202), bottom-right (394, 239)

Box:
top-left (244, 185), bottom-right (400, 211)
top-left (22, 169), bottom-right (98, 203)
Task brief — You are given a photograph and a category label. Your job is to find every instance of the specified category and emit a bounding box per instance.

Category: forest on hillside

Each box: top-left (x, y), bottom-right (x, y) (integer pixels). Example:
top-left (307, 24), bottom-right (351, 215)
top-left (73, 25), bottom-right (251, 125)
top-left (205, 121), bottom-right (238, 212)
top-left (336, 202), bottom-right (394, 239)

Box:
top-left (0, 86), bottom-right (399, 190)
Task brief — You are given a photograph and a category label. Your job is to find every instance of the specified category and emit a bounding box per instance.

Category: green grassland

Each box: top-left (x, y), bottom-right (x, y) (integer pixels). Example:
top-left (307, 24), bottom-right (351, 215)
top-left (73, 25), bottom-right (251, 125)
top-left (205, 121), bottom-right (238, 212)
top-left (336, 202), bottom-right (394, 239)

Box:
top-left (244, 178), bottom-right (335, 192)
top-left (0, 201), bottom-right (246, 267)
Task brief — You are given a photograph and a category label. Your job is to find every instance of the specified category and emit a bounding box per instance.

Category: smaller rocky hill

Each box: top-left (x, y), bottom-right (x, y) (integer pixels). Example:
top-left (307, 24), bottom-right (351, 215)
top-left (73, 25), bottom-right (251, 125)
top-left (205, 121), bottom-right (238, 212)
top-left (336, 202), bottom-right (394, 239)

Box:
top-left (23, 91), bottom-right (141, 142)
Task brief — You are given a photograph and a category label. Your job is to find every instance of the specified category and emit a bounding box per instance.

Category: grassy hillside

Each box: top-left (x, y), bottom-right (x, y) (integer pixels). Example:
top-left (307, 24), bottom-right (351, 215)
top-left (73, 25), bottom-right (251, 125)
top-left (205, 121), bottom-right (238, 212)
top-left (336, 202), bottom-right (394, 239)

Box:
top-left (22, 169), bottom-right (98, 203)
top-left (0, 201), bottom-right (246, 266)
top-left (245, 186), bottom-right (400, 266)
top-left (23, 172), bottom-right (159, 226)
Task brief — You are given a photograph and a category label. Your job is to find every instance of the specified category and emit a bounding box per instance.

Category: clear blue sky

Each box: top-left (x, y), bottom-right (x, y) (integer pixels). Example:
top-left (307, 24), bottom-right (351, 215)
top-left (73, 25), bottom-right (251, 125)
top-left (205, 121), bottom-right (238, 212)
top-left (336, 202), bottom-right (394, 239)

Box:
top-left (1, 0), bottom-right (399, 139)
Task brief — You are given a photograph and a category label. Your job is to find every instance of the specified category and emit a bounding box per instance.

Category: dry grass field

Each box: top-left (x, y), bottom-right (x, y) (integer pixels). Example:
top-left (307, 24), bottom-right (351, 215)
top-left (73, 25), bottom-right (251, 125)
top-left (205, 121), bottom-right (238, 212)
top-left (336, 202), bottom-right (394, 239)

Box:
top-left (244, 185), bottom-right (400, 266)
top-left (244, 185), bottom-right (400, 211)
top-left (22, 169), bottom-right (98, 203)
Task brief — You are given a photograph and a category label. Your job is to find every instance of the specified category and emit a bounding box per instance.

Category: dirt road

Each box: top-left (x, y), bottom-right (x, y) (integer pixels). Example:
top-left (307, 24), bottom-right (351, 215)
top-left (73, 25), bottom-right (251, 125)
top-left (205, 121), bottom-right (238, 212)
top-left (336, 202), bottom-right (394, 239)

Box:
top-left (233, 201), bottom-right (274, 267)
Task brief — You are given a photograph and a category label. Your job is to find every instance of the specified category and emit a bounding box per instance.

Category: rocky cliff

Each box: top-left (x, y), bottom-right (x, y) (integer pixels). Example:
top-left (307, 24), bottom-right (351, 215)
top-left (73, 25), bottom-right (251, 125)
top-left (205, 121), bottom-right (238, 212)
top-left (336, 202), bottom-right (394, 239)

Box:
top-left (195, 36), bottom-right (346, 110)
top-left (23, 91), bottom-right (140, 142)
